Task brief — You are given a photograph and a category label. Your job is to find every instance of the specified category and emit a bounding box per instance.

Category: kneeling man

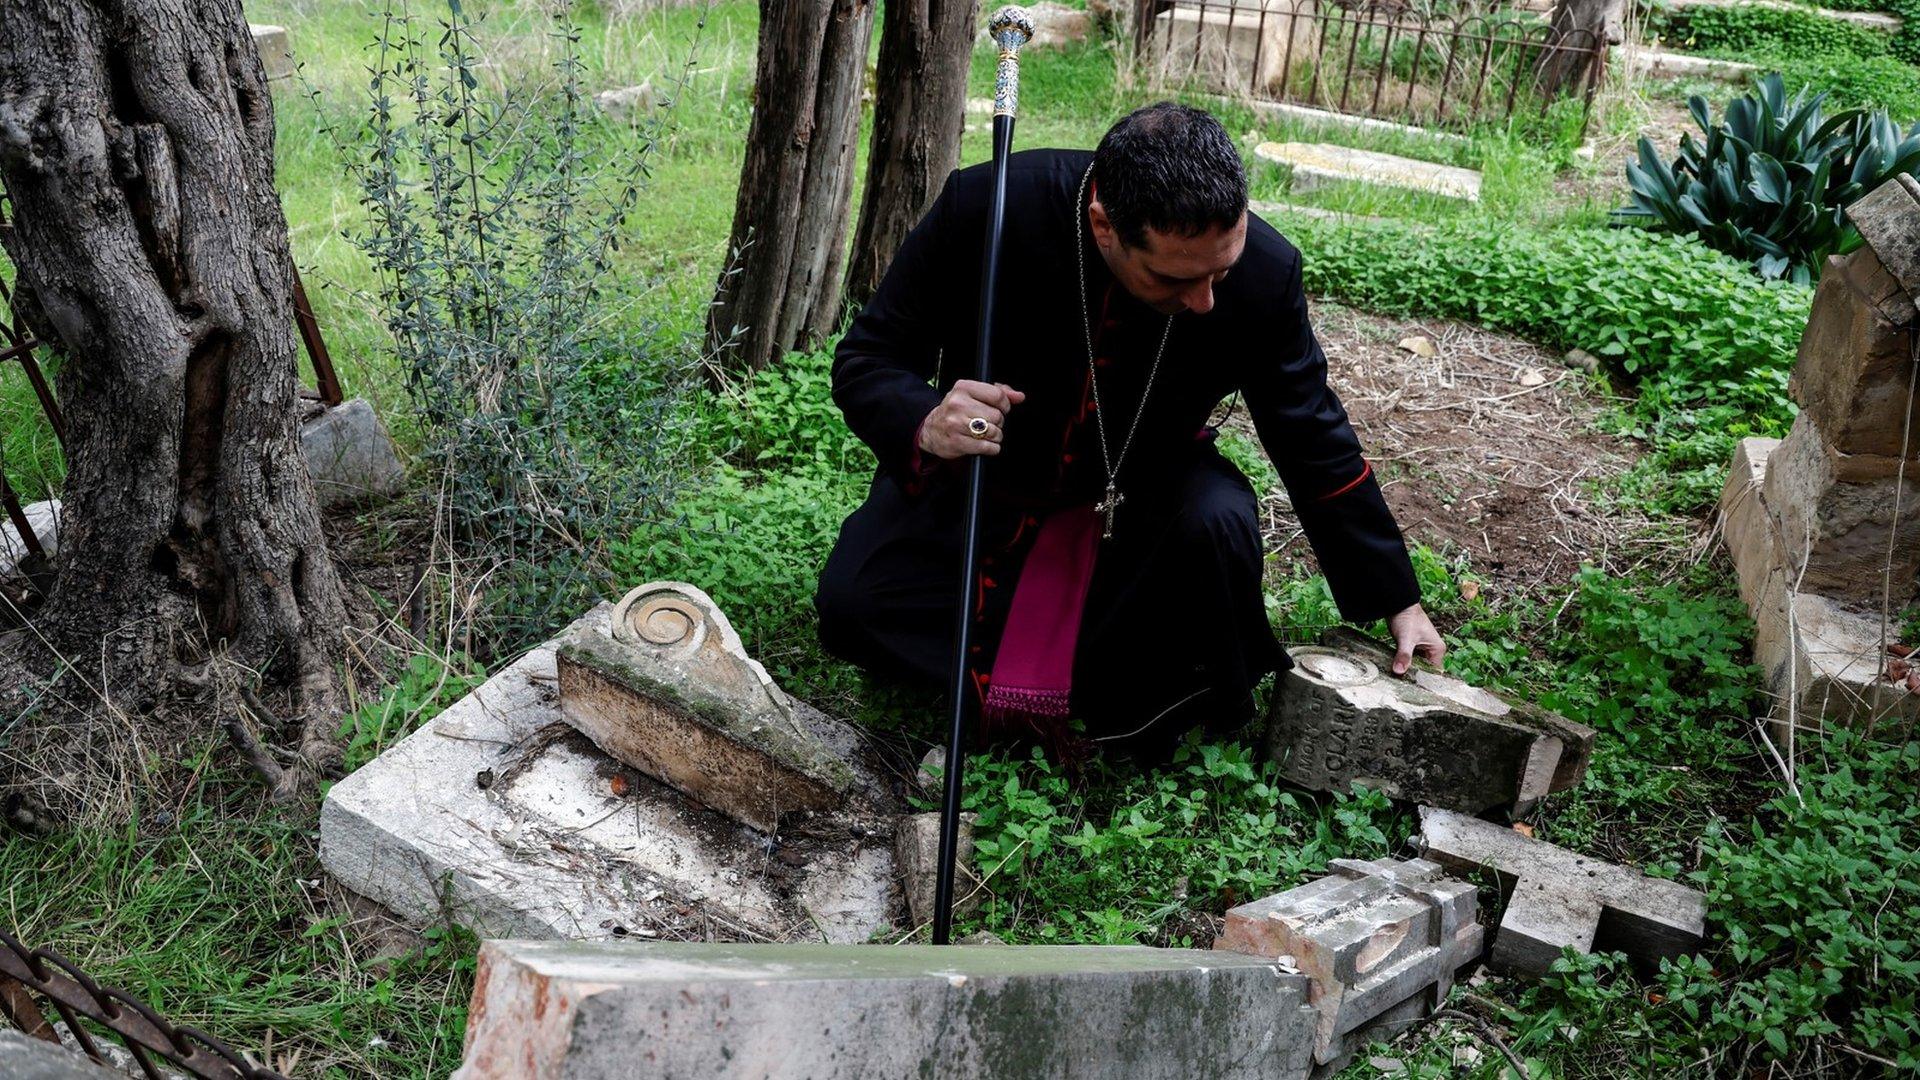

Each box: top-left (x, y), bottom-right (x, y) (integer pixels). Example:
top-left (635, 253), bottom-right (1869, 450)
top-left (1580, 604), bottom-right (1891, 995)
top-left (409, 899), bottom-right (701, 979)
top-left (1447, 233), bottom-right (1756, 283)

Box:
top-left (815, 102), bottom-right (1443, 754)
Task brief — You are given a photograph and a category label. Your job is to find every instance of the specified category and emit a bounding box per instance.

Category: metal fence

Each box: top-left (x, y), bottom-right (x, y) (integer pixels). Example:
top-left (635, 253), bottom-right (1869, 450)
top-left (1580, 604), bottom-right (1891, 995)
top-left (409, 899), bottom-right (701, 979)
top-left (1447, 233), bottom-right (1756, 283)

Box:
top-left (1, 929), bottom-right (289, 1079)
top-left (1134, 0), bottom-right (1608, 135)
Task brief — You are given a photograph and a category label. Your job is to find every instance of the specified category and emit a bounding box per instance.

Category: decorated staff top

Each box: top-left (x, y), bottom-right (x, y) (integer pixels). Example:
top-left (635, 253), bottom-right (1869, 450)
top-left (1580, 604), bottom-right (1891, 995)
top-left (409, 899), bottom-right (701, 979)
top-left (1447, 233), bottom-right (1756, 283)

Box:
top-left (990, 6), bottom-right (1036, 119)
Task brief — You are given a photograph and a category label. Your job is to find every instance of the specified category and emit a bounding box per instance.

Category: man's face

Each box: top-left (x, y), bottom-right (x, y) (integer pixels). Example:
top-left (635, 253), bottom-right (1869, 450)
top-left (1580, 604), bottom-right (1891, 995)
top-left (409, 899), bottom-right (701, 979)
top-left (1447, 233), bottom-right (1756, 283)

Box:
top-left (1088, 200), bottom-right (1247, 316)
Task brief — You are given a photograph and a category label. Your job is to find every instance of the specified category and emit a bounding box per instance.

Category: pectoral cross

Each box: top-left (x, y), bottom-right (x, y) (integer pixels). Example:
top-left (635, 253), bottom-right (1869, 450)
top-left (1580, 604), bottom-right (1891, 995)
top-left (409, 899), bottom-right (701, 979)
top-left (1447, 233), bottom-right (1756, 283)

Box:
top-left (1096, 483), bottom-right (1124, 541)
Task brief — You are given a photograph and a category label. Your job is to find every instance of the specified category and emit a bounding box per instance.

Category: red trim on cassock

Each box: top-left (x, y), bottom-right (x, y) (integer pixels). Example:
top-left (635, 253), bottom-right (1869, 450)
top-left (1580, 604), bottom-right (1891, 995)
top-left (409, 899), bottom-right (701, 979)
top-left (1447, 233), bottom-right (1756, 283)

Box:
top-left (1318, 459), bottom-right (1373, 502)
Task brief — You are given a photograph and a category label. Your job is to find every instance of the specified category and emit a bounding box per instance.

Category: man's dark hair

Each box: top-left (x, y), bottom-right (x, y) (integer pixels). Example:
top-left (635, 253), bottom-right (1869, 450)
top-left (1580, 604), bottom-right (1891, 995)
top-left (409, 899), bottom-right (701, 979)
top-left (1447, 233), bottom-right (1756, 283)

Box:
top-left (1091, 102), bottom-right (1247, 249)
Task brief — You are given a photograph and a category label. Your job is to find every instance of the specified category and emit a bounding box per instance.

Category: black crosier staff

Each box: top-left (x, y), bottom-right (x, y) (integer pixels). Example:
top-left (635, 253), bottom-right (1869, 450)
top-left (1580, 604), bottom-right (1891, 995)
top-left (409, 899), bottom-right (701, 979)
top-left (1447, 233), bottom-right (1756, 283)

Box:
top-left (933, 4), bottom-right (1035, 945)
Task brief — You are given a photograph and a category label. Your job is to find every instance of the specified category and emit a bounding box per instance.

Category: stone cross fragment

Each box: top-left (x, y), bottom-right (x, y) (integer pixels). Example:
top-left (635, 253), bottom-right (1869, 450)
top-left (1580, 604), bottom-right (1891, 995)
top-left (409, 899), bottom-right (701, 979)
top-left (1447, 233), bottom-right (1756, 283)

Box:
top-left (1417, 806), bottom-right (1707, 976)
top-left (555, 582), bottom-right (855, 833)
top-left (1267, 630), bottom-right (1594, 818)
top-left (1215, 857), bottom-right (1484, 1068)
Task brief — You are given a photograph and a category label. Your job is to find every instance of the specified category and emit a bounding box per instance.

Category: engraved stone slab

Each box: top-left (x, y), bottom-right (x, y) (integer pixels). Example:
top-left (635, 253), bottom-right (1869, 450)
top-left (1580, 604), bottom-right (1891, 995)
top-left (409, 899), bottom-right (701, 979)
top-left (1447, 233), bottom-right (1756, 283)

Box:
top-left (321, 605), bottom-right (898, 946)
top-left (1418, 807), bottom-right (1707, 976)
top-left (453, 940), bottom-right (1321, 1080)
top-left (1267, 632), bottom-right (1594, 817)
top-left (1215, 857), bottom-right (1484, 1066)
top-left (556, 582), bottom-right (855, 833)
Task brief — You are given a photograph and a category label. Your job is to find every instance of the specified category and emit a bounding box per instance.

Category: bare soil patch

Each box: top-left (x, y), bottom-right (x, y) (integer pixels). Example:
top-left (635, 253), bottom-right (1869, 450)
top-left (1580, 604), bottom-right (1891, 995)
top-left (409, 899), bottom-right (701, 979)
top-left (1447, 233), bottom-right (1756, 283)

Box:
top-left (1236, 302), bottom-right (1651, 595)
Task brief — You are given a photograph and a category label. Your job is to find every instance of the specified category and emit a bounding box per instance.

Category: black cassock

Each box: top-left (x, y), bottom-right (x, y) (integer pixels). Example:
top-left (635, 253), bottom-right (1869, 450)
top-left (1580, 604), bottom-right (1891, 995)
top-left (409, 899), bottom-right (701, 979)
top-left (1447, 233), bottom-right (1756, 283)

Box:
top-left (814, 148), bottom-right (1418, 751)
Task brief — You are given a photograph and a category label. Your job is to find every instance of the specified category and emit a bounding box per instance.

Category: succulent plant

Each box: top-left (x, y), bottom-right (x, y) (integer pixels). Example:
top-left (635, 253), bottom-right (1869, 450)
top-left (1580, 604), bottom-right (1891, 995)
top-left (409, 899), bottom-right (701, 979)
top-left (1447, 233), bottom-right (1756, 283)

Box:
top-left (1617, 73), bottom-right (1920, 283)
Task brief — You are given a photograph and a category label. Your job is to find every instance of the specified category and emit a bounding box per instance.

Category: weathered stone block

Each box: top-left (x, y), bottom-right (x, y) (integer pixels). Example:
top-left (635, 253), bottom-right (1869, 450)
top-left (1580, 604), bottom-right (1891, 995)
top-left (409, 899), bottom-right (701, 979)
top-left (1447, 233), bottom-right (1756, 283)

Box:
top-left (321, 605), bottom-right (898, 945)
top-left (1789, 244), bottom-right (1919, 462)
top-left (594, 82), bottom-right (655, 123)
top-left (1763, 410), bottom-right (1920, 602)
top-left (556, 583), bottom-right (854, 833)
top-left (1149, 2), bottom-right (1320, 98)
top-left (0, 498), bottom-right (59, 578)
top-left (1216, 857), bottom-right (1483, 1067)
top-left (250, 24), bottom-right (293, 80)
top-left (1267, 633), bottom-right (1593, 817)
top-left (895, 811), bottom-right (984, 927)
top-left (1628, 46), bottom-right (1757, 82)
top-left (452, 940), bottom-right (1321, 1080)
top-left (301, 398), bottom-right (405, 510)
top-left (1418, 807), bottom-right (1706, 976)
top-left (0, 1031), bottom-right (124, 1079)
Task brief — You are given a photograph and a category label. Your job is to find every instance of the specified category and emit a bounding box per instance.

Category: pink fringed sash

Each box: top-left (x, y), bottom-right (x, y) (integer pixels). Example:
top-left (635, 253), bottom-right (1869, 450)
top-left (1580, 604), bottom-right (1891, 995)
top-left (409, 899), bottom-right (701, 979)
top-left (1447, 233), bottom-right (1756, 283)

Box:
top-left (981, 505), bottom-right (1101, 729)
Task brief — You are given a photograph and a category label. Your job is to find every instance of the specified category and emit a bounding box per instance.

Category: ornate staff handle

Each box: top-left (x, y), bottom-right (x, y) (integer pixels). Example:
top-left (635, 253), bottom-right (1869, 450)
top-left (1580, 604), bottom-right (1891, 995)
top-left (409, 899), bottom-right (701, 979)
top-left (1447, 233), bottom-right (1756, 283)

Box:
top-left (990, 7), bottom-right (1036, 119)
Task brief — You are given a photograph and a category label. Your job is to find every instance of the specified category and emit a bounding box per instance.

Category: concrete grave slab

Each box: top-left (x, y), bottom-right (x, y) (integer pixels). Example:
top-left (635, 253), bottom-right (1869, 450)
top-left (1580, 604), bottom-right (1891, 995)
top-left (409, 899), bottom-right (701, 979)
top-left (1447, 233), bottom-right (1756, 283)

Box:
top-left (556, 582), bottom-right (854, 833)
top-left (0, 498), bottom-right (58, 578)
top-left (1148, 2), bottom-right (1319, 98)
top-left (1627, 46), bottom-right (1757, 82)
top-left (1417, 807), bottom-right (1706, 976)
top-left (1216, 857), bottom-right (1484, 1068)
top-left (1267, 631), bottom-right (1593, 817)
top-left (1232, 97), bottom-right (1471, 146)
top-left (301, 398), bottom-right (405, 510)
top-left (320, 605), bottom-right (898, 946)
top-left (453, 940), bottom-right (1322, 1080)
top-left (1669, 0), bottom-right (1902, 34)
top-left (1255, 142), bottom-right (1482, 202)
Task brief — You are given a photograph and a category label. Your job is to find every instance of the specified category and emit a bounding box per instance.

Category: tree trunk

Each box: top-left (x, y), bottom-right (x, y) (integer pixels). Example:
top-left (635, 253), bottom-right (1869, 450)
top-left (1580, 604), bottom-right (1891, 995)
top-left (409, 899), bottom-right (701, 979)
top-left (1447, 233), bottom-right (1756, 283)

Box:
top-left (707, 0), bottom-right (875, 382)
top-left (0, 0), bottom-right (347, 784)
top-left (842, 0), bottom-right (980, 315)
top-left (1537, 0), bottom-right (1619, 97)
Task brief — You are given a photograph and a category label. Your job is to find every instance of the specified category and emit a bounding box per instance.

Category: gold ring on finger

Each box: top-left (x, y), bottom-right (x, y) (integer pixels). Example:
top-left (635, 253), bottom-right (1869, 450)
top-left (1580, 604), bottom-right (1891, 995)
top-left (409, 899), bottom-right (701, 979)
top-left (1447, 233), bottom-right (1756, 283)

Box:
top-left (967, 417), bottom-right (991, 438)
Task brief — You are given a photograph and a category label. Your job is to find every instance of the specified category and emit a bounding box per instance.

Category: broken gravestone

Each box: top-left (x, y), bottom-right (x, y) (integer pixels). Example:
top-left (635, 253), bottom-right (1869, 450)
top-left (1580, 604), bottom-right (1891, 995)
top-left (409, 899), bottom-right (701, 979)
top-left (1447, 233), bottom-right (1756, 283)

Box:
top-left (320, 601), bottom-right (899, 945)
top-left (895, 811), bottom-right (985, 927)
top-left (556, 582), bottom-right (855, 834)
top-left (300, 398), bottom-right (405, 510)
top-left (1216, 857), bottom-right (1484, 1069)
top-left (1718, 174), bottom-right (1920, 733)
top-left (452, 940), bottom-right (1321, 1080)
top-left (1418, 806), bottom-right (1706, 976)
top-left (1267, 630), bottom-right (1594, 818)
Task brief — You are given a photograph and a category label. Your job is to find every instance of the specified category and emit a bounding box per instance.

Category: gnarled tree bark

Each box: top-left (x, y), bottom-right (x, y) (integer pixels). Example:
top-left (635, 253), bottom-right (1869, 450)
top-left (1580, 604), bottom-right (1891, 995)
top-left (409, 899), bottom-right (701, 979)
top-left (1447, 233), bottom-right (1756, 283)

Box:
top-left (706, 0), bottom-right (875, 383)
top-left (843, 0), bottom-right (980, 314)
top-left (0, 0), bottom-right (347, 799)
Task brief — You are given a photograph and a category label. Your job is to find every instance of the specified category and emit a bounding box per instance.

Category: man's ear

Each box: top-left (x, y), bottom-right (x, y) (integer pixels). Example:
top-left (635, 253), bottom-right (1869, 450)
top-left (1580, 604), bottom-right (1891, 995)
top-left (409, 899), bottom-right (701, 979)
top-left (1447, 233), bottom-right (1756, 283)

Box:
top-left (1088, 198), bottom-right (1116, 251)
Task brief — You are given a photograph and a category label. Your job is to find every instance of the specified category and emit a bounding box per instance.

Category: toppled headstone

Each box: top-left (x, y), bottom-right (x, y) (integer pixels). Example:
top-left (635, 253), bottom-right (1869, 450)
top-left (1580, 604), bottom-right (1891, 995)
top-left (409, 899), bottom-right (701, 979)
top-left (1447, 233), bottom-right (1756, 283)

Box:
top-left (1216, 857), bottom-right (1484, 1068)
top-left (895, 811), bottom-right (984, 927)
top-left (594, 81), bottom-right (655, 123)
top-left (321, 604), bottom-right (898, 945)
top-left (1267, 632), bottom-right (1594, 818)
top-left (1255, 142), bottom-right (1482, 202)
top-left (250, 24), bottom-right (293, 80)
top-left (556, 582), bottom-right (854, 833)
top-left (1418, 806), bottom-right (1706, 976)
top-left (0, 498), bottom-right (58, 578)
top-left (453, 940), bottom-right (1321, 1080)
top-left (300, 398), bottom-right (405, 510)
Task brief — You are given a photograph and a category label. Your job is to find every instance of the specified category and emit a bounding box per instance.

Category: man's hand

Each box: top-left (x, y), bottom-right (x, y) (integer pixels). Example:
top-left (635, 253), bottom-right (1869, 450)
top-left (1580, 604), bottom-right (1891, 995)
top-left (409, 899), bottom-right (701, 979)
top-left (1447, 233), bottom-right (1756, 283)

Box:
top-left (1388, 602), bottom-right (1445, 675)
top-left (919, 380), bottom-right (1027, 460)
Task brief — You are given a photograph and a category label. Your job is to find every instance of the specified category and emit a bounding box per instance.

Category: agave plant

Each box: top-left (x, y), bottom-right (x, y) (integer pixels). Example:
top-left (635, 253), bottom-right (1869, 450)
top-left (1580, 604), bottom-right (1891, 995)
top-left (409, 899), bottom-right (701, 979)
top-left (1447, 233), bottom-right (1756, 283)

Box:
top-left (1617, 73), bottom-right (1920, 283)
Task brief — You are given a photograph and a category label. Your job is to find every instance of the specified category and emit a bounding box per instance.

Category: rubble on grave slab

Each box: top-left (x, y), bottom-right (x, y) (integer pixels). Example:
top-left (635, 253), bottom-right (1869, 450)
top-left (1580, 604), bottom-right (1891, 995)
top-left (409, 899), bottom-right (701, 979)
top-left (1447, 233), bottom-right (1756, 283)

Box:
top-left (1418, 807), bottom-right (1706, 976)
top-left (320, 604), bottom-right (900, 946)
top-left (1717, 175), bottom-right (1920, 734)
top-left (1216, 857), bottom-right (1484, 1068)
top-left (556, 582), bottom-right (855, 833)
top-left (1267, 630), bottom-right (1594, 818)
top-left (452, 940), bottom-right (1321, 1080)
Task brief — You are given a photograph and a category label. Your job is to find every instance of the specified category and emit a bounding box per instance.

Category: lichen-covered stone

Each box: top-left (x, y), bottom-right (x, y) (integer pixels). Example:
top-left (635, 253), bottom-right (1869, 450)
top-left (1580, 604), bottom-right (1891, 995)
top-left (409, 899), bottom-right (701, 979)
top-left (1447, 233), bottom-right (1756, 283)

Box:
top-left (1267, 632), bottom-right (1593, 817)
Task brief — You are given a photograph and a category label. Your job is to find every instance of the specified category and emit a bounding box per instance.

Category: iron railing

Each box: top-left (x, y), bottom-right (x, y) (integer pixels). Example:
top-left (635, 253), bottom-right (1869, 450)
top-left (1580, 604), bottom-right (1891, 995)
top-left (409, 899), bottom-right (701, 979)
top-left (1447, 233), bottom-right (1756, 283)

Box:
top-left (1134, 0), bottom-right (1608, 136)
top-left (0, 929), bottom-right (290, 1079)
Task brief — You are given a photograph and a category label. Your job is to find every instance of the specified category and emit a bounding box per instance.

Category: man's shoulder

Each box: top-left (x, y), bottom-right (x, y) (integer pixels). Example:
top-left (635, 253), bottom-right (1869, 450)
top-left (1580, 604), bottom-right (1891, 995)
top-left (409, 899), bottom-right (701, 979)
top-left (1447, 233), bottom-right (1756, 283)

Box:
top-left (946, 148), bottom-right (1092, 204)
top-left (1240, 209), bottom-right (1303, 281)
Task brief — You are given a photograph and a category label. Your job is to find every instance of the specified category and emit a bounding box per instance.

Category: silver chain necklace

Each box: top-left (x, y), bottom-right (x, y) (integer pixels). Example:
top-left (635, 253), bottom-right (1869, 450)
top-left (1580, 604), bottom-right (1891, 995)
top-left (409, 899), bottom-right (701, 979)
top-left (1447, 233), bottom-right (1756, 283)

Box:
top-left (1076, 163), bottom-right (1175, 541)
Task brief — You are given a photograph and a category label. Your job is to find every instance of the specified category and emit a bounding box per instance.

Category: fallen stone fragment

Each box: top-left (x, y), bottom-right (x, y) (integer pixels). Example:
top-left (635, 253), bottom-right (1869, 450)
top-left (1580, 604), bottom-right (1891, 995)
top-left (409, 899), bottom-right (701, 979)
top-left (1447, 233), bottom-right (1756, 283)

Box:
top-left (300, 398), bottom-right (405, 509)
top-left (0, 498), bottom-right (59, 578)
top-left (250, 23), bottom-right (293, 80)
top-left (1267, 631), bottom-right (1594, 817)
top-left (594, 81), bottom-right (655, 122)
top-left (1216, 857), bottom-right (1483, 1067)
top-left (556, 582), bottom-right (854, 833)
top-left (1418, 806), bottom-right (1707, 976)
top-left (895, 811), bottom-right (984, 927)
top-left (452, 939), bottom-right (1321, 1080)
top-left (0, 1030), bottom-right (125, 1079)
